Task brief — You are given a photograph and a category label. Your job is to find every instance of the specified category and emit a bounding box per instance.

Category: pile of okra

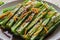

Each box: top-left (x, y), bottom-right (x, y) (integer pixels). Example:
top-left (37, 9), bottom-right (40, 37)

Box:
top-left (0, 0), bottom-right (60, 40)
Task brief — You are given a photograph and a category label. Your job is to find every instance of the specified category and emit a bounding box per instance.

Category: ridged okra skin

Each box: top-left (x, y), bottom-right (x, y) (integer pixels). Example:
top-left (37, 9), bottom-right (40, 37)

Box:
top-left (0, 4), bottom-right (22, 28)
top-left (16, 2), bottom-right (49, 35)
top-left (5, 0), bottom-right (32, 28)
top-left (11, 1), bottom-right (43, 35)
top-left (0, 0), bottom-right (30, 27)
top-left (23, 3), bottom-right (49, 37)
top-left (0, 0), bottom-right (30, 28)
top-left (23, 7), bottom-right (49, 40)
top-left (0, 6), bottom-right (16, 23)
top-left (39, 14), bottom-right (60, 40)
top-left (16, 1), bottom-right (43, 35)
top-left (34, 7), bottom-right (57, 40)
top-left (0, 0), bottom-right (60, 40)
top-left (2, 6), bottom-right (16, 13)
top-left (30, 6), bottom-right (57, 40)
top-left (6, 3), bottom-right (32, 28)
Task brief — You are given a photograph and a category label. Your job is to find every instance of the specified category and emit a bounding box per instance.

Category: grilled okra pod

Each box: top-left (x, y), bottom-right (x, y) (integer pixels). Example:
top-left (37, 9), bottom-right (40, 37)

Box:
top-left (30, 6), bottom-right (57, 40)
top-left (11, 1), bottom-right (43, 35)
top-left (40, 21), bottom-right (60, 40)
top-left (0, 6), bottom-right (16, 23)
top-left (16, 1), bottom-right (43, 35)
top-left (24, 4), bottom-right (49, 35)
top-left (2, 6), bottom-right (16, 13)
top-left (39, 13), bottom-right (60, 40)
top-left (23, 8), bottom-right (49, 40)
top-left (0, 0), bottom-right (31, 26)
top-left (0, 4), bottom-right (22, 28)
top-left (22, 3), bottom-right (49, 36)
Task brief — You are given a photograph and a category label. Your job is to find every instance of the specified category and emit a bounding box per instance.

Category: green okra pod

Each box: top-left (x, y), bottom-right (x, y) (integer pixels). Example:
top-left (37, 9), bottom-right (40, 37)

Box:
top-left (11, 11), bottom-right (32, 35)
top-left (0, 4), bottom-right (22, 28)
top-left (39, 21), bottom-right (60, 40)
top-left (39, 14), bottom-right (60, 40)
top-left (0, 6), bottom-right (16, 23)
top-left (25, 9), bottom-right (48, 35)
top-left (30, 6), bottom-right (57, 40)
top-left (0, 0), bottom-right (31, 26)
top-left (2, 6), bottom-right (16, 13)
top-left (23, 3), bottom-right (49, 36)
top-left (16, 1), bottom-right (43, 35)
top-left (6, 4), bottom-right (32, 28)
top-left (11, 1), bottom-right (43, 35)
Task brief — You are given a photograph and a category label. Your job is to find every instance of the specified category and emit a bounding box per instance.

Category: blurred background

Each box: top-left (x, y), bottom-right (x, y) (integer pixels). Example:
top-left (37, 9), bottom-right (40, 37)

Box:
top-left (0, 0), bottom-right (60, 7)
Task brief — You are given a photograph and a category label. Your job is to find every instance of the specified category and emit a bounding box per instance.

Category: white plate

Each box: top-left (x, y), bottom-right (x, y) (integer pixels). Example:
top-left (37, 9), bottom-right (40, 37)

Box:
top-left (0, 0), bottom-right (60, 40)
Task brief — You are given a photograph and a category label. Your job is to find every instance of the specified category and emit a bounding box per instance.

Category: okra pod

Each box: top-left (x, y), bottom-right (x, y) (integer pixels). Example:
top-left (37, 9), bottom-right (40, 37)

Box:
top-left (16, 13), bottom-right (35, 35)
top-left (2, 6), bottom-right (16, 13)
top-left (30, 6), bottom-right (57, 40)
top-left (25, 9), bottom-right (48, 35)
top-left (0, 4), bottom-right (22, 28)
top-left (25, 19), bottom-right (43, 39)
top-left (11, 1), bottom-right (43, 35)
top-left (11, 11), bottom-right (32, 35)
top-left (5, 0), bottom-right (33, 28)
top-left (39, 14), bottom-right (60, 40)
top-left (23, 3), bottom-right (49, 37)
top-left (30, 19), bottom-right (50, 40)
top-left (47, 13), bottom-right (60, 29)
top-left (0, 6), bottom-right (16, 22)
top-left (6, 4), bottom-right (32, 28)
top-left (23, 9), bottom-right (49, 40)
top-left (0, 0), bottom-right (31, 25)
top-left (16, 1), bottom-right (44, 35)
top-left (39, 21), bottom-right (60, 40)
top-left (23, 3), bottom-right (50, 36)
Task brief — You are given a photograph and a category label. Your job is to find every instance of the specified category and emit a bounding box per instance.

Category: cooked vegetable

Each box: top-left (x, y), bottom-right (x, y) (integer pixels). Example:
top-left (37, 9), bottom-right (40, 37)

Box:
top-left (3, 0), bottom-right (29, 13)
top-left (11, 1), bottom-right (43, 35)
top-left (30, 6), bottom-right (57, 40)
top-left (0, 5), bottom-right (19, 25)
top-left (6, 3), bottom-right (31, 28)
top-left (16, 3), bottom-right (48, 35)
top-left (0, 0), bottom-right (60, 40)
top-left (2, 6), bottom-right (16, 13)
top-left (39, 21), bottom-right (60, 40)
top-left (24, 5), bottom-right (49, 35)
top-left (16, 1), bottom-right (43, 35)
top-left (0, 0), bottom-right (31, 27)
top-left (23, 8), bottom-right (49, 39)
top-left (39, 14), bottom-right (60, 40)
top-left (0, 1), bottom-right (4, 6)
top-left (5, 0), bottom-right (32, 28)
top-left (0, 4), bottom-right (22, 28)
top-left (0, 11), bottom-right (11, 20)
